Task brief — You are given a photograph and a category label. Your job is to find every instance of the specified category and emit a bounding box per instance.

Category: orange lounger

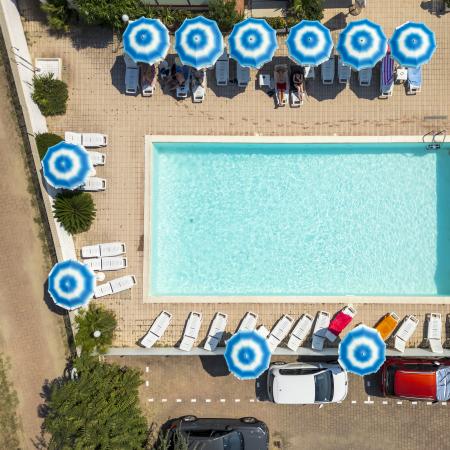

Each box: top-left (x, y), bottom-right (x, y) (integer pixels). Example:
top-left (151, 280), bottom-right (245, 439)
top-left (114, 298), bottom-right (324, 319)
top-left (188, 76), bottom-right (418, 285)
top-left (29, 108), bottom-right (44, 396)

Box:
top-left (375, 312), bottom-right (399, 341)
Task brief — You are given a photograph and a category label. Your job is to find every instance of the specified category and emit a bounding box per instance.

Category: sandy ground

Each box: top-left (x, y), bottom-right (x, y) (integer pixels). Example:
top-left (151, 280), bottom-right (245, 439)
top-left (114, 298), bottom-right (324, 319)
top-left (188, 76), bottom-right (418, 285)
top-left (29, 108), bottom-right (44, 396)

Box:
top-left (0, 61), bottom-right (68, 448)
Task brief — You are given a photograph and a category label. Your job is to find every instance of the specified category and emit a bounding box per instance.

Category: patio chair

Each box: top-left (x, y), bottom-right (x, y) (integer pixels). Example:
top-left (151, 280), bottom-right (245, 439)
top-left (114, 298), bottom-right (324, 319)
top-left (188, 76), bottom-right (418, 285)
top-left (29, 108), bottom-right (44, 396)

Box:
top-left (374, 312), bottom-right (399, 341)
top-left (179, 312), bottom-right (202, 351)
top-left (65, 132), bottom-right (108, 147)
top-left (83, 256), bottom-right (127, 272)
top-left (358, 68), bottom-right (372, 86)
top-left (176, 66), bottom-right (191, 99)
top-left (287, 314), bottom-right (313, 351)
top-left (204, 312), bottom-right (228, 351)
top-left (274, 64), bottom-right (289, 107)
top-left (407, 66), bottom-right (422, 95)
top-left (325, 305), bottom-right (357, 342)
top-left (93, 282), bottom-right (113, 298)
top-left (215, 49), bottom-right (229, 86)
top-left (88, 151), bottom-right (106, 166)
top-left (379, 52), bottom-right (394, 99)
top-left (427, 313), bottom-right (443, 354)
top-left (236, 63), bottom-right (250, 87)
top-left (140, 311), bottom-right (172, 348)
top-left (141, 63), bottom-right (157, 97)
top-left (303, 65), bottom-right (315, 80)
top-left (192, 69), bottom-right (207, 103)
top-left (81, 242), bottom-right (126, 258)
top-left (311, 311), bottom-right (330, 351)
top-left (338, 57), bottom-right (351, 85)
top-left (267, 314), bottom-right (294, 352)
top-left (94, 274), bottom-right (136, 298)
top-left (237, 312), bottom-right (258, 332)
top-left (321, 56), bottom-right (335, 85)
top-left (393, 315), bottom-right (419, 352)
top-left (78, 177), bottom-right (106, 192)
top-left (125, 66), bottom-right (139, 95)
top-left (290, 66), bottom-right (305, 108)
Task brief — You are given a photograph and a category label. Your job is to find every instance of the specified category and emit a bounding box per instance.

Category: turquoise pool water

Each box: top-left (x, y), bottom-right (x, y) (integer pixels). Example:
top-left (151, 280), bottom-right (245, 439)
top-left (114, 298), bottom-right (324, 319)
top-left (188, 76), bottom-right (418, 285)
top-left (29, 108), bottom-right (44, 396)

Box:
top-left (150, 142), bottom-right (450, 296)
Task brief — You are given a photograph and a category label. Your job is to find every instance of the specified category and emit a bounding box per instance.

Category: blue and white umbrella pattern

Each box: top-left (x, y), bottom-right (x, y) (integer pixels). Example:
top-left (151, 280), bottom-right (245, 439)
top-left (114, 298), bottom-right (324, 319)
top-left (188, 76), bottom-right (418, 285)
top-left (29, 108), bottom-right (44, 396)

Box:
top-left (286, 20), bottom-right (333, 67)
top-left (224, 331), bottom-right (271, 380)
top-left (338, 325), bottom-right (386, 377)
top-left (229, 18), bottom-right (278, 69)
top-left (123, 17), bottom-right (170, 65)
top-left (42, 141), bottom-right (93, 190)
top-left (390, 22), bottom-right (436, 68)
top-left (175, 16), bottom-right (224, 69)
top-left (47, 260), bottom-right (95, 310)
top-left (337, 19), bottom-right (388, 70)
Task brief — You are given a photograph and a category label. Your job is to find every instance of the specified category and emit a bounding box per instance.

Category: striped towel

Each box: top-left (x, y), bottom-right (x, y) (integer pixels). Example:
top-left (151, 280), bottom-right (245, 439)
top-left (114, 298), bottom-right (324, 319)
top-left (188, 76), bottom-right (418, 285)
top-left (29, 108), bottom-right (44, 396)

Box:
top-left (382, 54), bottom-right (394, 86)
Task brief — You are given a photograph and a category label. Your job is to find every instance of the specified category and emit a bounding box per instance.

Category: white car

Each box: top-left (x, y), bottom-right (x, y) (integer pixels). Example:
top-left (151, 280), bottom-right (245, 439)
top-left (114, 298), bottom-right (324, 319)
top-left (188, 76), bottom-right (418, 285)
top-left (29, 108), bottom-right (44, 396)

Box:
top-left (267, 362), bottom-right (348, 405)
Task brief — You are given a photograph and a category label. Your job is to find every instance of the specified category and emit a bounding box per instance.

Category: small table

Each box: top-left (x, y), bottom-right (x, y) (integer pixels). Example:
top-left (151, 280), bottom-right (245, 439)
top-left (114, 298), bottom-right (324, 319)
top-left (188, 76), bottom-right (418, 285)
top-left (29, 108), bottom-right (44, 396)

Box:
top-left (396, 67), bottom-right (408, 83)
top-left (259, 73), bottom-right (271, 88)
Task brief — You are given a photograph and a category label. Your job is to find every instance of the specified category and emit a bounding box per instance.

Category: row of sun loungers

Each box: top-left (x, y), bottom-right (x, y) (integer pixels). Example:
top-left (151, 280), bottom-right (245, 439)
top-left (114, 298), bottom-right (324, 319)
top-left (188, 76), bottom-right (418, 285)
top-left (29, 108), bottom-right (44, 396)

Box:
top-left (140, 309), bottom-right (446, 354)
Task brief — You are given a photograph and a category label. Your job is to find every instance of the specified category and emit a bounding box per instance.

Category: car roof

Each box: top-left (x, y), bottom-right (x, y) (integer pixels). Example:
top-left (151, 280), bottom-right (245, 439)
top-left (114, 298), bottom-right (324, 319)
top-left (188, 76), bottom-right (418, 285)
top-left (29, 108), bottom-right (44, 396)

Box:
top-left (272, 369), bottom-right (320, 404)
top-left (394, 370), bottom-right (437, 400)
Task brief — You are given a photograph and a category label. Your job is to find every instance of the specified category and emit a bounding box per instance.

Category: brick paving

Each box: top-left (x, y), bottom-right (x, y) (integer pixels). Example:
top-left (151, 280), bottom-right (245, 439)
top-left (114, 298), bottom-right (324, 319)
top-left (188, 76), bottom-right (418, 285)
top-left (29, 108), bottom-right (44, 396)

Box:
top-left (18, 1), bottom-right (450, 347)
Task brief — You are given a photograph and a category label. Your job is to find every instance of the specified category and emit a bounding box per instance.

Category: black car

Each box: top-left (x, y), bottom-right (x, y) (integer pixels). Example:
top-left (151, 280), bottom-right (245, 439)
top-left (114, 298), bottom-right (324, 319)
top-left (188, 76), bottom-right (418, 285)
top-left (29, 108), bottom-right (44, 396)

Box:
top-left (166, 416), bottom-right (269, 450)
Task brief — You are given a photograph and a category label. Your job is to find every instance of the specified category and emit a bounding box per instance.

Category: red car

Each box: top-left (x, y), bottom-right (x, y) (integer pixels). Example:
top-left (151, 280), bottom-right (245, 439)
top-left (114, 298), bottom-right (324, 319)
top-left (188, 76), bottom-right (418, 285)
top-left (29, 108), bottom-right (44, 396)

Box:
top-left (381, 358), bottom-right (450, 401)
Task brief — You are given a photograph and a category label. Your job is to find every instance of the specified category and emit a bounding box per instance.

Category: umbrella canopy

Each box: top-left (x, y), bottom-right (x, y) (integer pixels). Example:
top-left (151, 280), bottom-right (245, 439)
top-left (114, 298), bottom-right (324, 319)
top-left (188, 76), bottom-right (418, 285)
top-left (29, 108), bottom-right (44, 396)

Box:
top-left (286, 20), bottom-right (333, 67)
top-left (390, 22), bottom-right (436, 68)
top-left (47, 260), bottom-right (95, 310)
top-left (224, 331), bottom-right (271, 380)
top-left (338, 325), bottom-right (386, 376)
top-left (337, 19), bottom-right (388, 70)
top-left (228, 18), bottom-right (278, 69)
top-left (42, 141), bottom-right (93, 190)
top-left (174, 16), bottom-right (224, 69)
top-left (123, 17), bottom-right (170, 65)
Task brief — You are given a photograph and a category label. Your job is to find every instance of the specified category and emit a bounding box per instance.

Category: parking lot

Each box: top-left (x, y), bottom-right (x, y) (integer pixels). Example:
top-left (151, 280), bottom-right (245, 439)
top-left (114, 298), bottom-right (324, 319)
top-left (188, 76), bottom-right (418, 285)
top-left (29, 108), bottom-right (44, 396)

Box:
top-left (108, 355), bottom-right (450, 449)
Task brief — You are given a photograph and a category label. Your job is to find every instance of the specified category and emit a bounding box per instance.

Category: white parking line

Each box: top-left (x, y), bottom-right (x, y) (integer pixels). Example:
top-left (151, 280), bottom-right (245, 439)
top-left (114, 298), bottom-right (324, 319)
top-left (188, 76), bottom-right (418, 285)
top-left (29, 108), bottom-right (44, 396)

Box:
top-left (176, 399), bottom-right (182, 403)
top-left (382, 401), bottom-right (388, 405)
top-left (145, 367), bottom-right (149, 373)
top-left (364, 396), bottom-right (374, 404)
top-left (205, 399), bottom-right (212, 403)
top-left (145, 380), bottom-right (149, 387)
top-left (396, 401), bottom-right (403, 405)
top-left (249, 399), bottom-right (255, 403)
top-left (191, 399), bottom-right (197, 403)
top-left (148, 398), bottom-right (154, 402)
top-left (235, 399), bottom-right (240, 403)
top-left (220, 399), bottom-right (226, 403)
top-left (411, 401), bottom-right (417, 405)
top-left (351, 400), bottom-right (357, 404)
top-left (161, 399), bottom-right (167, 403)
top-left (442, 402), bottom-right (447, 406)
top-left (426, 402), bottom-right (432, 405)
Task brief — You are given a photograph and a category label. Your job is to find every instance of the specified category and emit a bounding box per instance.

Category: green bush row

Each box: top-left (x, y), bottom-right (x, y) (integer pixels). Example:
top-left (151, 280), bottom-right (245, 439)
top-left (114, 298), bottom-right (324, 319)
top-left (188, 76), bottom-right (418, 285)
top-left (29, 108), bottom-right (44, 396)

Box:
top-left (35, 132), bottom-right (63, 159)
top-left (32, 74), bottom-right (68, 117)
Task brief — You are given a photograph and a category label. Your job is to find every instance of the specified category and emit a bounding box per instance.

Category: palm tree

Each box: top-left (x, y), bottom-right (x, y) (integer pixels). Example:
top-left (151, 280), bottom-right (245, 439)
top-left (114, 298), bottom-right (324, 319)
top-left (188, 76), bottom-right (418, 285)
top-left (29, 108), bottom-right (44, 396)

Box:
top-left (53, 191), bottom-right (96, 234)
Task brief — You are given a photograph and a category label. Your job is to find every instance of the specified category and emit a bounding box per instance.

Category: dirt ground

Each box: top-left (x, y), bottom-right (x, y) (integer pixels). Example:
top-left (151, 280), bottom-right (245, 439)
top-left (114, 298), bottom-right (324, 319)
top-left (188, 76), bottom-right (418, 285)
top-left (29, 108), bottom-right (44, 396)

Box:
top-left (0, 60), bottom-right (68, 448)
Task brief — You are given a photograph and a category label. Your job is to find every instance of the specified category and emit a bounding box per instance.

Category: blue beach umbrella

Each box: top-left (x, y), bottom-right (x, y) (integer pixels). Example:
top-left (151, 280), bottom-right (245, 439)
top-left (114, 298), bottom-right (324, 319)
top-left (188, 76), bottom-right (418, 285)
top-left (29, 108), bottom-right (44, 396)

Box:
top-left (48, 260), bottom-right (95, 310)
top-left (123, 17), bottom-right (170, 64)
top-left (42, 141), bottom-right (93, 190)
top-left (390, 22), bottom-right (436, 68)
top-left (175, 16), bottom-right (224, 69)
top-left (337, 19), bottom-right (388, 70)
top-left (228, 18), bottom-right (278, 69)
top-left (286, 20), bottom-right (333, 67)
top-left (224, 331), bottom-right (271, 380)
top-left (338, 325), bottom-right (386, 377)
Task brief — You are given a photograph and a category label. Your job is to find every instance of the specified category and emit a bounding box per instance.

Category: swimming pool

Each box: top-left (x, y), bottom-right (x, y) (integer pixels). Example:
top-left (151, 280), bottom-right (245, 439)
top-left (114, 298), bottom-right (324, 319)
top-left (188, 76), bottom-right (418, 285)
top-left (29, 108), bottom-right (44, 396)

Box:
top-left (148, 140), bottom-right (450, 297)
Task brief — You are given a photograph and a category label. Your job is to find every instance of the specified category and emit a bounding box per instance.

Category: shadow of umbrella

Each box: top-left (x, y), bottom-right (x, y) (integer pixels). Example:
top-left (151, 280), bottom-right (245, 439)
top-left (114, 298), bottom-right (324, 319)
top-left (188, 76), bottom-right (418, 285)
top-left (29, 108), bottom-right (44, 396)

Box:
top-left (363, 368), bottom-right (385, 397)
top-left (306, 75), bottom-right (347, 101)
top-left (199, 355), bottom-right (230, 377)
top-left (208, 60), bottom-right (245, 100)
top-left (110, 55), bottom-right (126, 95)
top-left (349, 64), bottom-right (380, 100)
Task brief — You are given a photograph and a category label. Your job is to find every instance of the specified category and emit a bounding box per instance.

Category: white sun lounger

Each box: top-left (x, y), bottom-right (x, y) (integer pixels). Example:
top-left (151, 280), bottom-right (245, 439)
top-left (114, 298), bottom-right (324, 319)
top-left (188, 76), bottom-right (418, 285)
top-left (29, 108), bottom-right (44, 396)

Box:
top-left (192, 70), bottom-right (207, 103)
top-left (358, 68), bottom-right (372, 86)
top-left (65, 132), bottom-right (108, 147)
top-left (267, 315), bottom-right (294, 352)
top-left (321, 56), bottom-right (335, 85)
top-left (78, 177), bottom-right (106, 192)
top-left (179, 312), bottom-right (202, 351)
top-left (81, 242), bottom-right (126, 258)
top-left (94, 274), bottom-right (136, 298)
top-left (83, 256), bottom-right (127, 272)
top-left (88, 151), bottom-right (106, 166)
top-left (125, 66), bottom-right (139, 95)
top-left (140, 311), bottom-right (172, 348)
top-left (311, 311), bottom-right (330, 351)
top-left (303, 65), bottom-right (315, 79)
top-left (204, 312), bottom-right (228, 351)
top-left (215, 50), bottom-right (229, 86)
top-left (338, 57), bottom-right (351, 85)
top-left (394, 315), bottom-right (419, 352)
top-left (237, 312), bottom-right (258, 332)
top-left (407, 66), bottom-right (422, 95)
top-left (237, 63), bottom-right (250, 87)
top-left (427, 313), bottom-right (443, 354)
top-left (287, 314), bottom-right (314, 351)
top-left (140, 64), bottom-right (157, 97)
top-left (176, 67), bottom-right (191, 99)
top-left (256, 325), bottom-right (270, 338)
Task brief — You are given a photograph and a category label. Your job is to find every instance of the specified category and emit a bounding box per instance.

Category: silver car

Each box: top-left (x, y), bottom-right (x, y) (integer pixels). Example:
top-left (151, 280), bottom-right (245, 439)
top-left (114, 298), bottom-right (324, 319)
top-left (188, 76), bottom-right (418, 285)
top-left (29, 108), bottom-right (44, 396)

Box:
top-left (267, 362), bottom-right (348, 405)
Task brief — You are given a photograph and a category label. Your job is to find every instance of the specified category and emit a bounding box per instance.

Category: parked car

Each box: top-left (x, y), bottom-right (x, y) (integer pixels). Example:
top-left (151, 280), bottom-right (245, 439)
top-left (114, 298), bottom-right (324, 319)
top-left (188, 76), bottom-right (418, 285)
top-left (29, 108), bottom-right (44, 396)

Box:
top-left (267, 361), bottom-right (348, 404)
top-left (381, 358), bottom-right (450, 401)
top-left (166, 416), bottom-right (269, 450)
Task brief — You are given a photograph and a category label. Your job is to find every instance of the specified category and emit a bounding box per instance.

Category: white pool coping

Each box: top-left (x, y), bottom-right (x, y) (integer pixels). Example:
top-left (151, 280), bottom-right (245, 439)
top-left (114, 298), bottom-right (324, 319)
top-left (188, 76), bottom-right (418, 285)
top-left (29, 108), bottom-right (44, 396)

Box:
top-left (144, 135), bottom-right (449, 304)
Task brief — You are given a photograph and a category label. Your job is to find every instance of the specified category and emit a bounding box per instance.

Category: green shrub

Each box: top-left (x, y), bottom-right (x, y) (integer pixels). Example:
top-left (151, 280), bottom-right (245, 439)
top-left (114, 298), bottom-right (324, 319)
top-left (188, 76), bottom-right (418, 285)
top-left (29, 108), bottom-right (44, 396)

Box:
top-left (53, 191), bottom-right (96, 234)
top-left (32, 74), bottom-right (68, 116)
top-left (265, 17), bottom-right (287, 30)
top-left (75, 304), bottom-right (117, 355)
top-left (207, 0), bottom-right (244, 33)
top-left (35, 132), bottom-right (63, 160)
top-left (290, 0), bottom-right (324, 21)
top-left (41, 0), bottom-right (71, 32)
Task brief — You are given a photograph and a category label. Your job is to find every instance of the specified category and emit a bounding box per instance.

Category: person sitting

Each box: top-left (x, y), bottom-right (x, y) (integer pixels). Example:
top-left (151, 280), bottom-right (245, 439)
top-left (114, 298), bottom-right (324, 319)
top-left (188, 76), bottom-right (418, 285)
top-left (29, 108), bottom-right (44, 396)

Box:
top-left (192, 68), bottom-right (206, 89)
top-left (292, 70), bottom-right (305, 104)
top-left (274, 66), bottom-right (288, 107)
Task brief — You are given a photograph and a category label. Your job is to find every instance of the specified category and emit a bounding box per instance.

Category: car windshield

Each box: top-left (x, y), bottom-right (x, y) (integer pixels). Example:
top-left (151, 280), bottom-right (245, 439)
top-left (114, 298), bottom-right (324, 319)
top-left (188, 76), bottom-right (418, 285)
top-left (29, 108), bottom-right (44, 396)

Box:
top-left (222, 431), bottom-right (243, 450)
top-left (314, 370), bottom-right (334, 402)
top-left (186, 431), bottom-right (243, 450)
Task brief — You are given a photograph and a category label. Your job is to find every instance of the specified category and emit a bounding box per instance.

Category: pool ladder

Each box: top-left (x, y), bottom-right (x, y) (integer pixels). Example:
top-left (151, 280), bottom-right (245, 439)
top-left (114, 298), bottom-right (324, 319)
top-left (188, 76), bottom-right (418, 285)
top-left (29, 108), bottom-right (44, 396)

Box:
top-left (423, 130), bottom-right (447, 150)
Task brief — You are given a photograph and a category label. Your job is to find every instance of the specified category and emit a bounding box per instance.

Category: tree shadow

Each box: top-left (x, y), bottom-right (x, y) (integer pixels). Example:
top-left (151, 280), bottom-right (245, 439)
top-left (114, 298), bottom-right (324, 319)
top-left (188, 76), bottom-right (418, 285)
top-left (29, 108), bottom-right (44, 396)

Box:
top-left (324, 0), bottom-right (353, 8)
top-left (68, 25), bottom-right (113, 51)
top-left (323, 12), bottom-right (348, 31)
top-left (199, 356), bottom-right (230, 377)
top-left (110, 55), bottom-right (126, 95)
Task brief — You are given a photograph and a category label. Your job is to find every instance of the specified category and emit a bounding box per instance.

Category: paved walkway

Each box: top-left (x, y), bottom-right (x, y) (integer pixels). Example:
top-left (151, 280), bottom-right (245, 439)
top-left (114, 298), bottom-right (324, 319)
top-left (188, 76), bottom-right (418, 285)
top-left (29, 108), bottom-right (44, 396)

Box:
top-left (0, 61), bottom-right (67, 448)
